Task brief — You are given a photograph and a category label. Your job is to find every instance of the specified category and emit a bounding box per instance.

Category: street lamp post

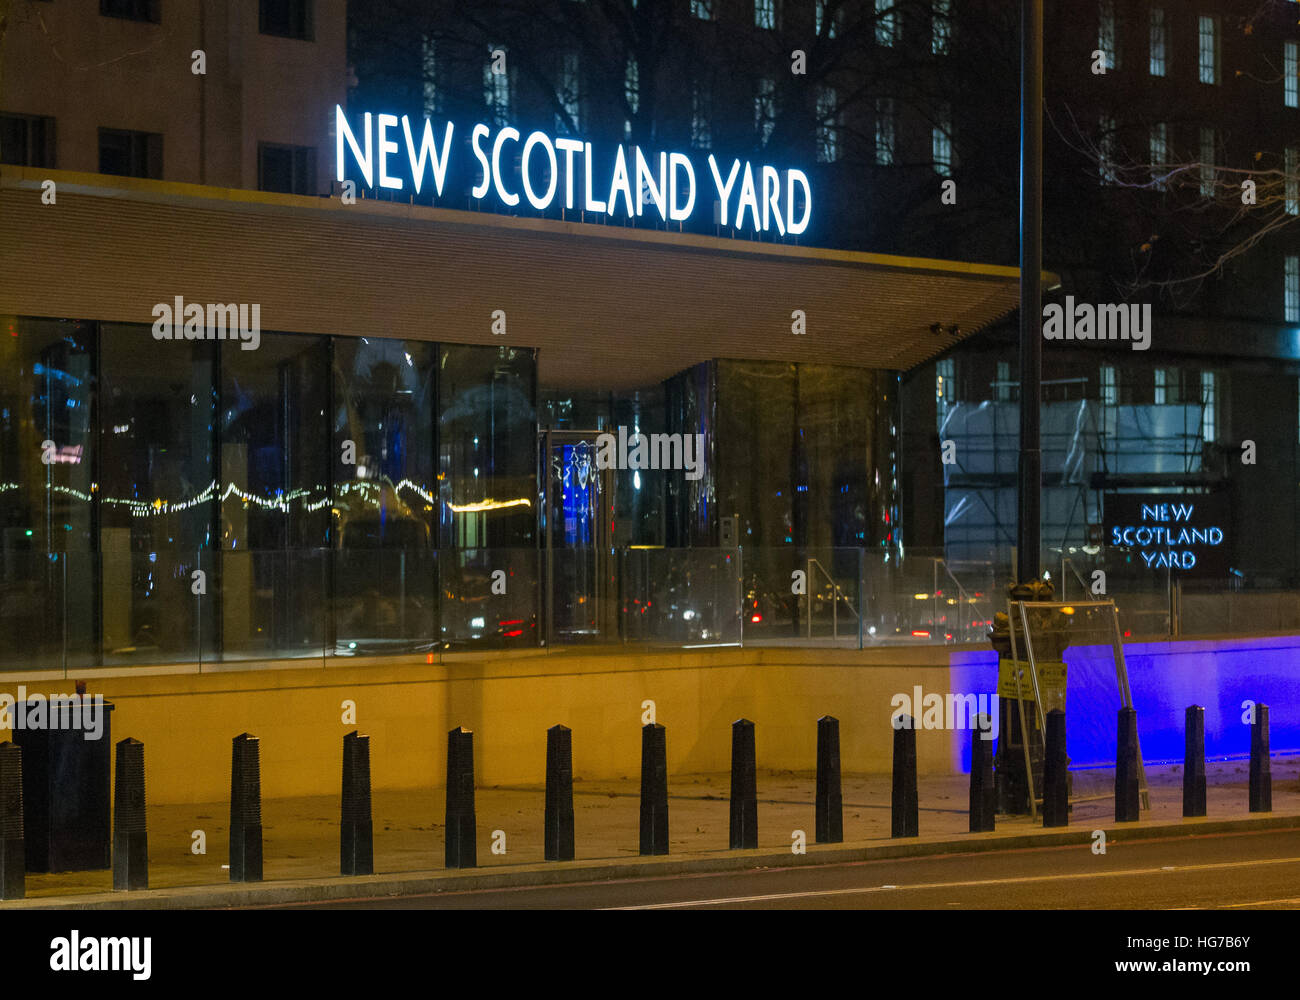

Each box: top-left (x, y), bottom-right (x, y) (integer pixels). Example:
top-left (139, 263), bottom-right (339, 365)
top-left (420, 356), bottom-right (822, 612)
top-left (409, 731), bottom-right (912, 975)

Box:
top-left (1017, 0), bottom-right (1044, 585)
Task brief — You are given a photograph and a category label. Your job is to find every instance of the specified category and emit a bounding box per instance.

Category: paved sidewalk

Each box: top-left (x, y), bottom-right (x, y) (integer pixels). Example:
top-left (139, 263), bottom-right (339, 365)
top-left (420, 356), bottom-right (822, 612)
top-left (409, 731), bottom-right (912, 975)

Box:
top-left (7, 757), bottom-right (1299, 907)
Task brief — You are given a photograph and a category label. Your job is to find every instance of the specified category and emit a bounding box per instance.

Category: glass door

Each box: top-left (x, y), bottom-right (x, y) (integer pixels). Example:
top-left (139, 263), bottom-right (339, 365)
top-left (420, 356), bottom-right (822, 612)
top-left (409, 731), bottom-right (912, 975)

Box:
top-left (541, 430), bottom-right (617, 643)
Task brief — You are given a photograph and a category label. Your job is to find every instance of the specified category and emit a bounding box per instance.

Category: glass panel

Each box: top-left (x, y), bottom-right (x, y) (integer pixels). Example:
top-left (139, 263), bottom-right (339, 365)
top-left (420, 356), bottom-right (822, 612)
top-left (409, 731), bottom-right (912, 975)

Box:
top-left (332, 337), bottom-right (436, 549)
top-left (0, 317), bottom-right (97, 669)
top-left (332, 548), bottom-right (438, 655)
top-left (620, 547), bottom-right (742, 645)
top-left (99, 325), bottom-right (214, 666)
top-left (331, 337), bottom-right (438, 655)
top-left (219, 549), bottom-right (327, 662)
top-left (438, 344), bottom-right (537, 550)
top-left (439, 547), bottom-right (539, 647)
top-left (220, 333), bottom-right (330, 662)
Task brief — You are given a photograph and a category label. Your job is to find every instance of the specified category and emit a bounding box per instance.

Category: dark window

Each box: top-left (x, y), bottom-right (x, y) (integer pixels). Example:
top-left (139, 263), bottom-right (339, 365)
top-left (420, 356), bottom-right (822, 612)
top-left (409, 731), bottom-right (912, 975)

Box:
top-left (100, 0), bottom-right (160, 23)
top-left (260, 0), bottom-right (313, 40)
top-left (0, 113), bottom-right (56, 167)
top-left (258, 142), bottom-right (316, 195)
top-left (98, 128), bottom-right (163, 178)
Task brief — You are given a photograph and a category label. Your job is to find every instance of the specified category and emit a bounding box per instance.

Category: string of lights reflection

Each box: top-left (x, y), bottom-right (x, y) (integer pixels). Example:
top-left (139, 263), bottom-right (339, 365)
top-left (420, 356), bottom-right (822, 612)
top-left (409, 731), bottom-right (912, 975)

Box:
top-left (0, 479), bottom-right (528, 519)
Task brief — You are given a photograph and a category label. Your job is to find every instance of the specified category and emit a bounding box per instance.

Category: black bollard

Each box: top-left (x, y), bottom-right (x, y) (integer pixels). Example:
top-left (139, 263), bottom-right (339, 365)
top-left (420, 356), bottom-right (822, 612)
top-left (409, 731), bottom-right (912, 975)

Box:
top-left (544, 724), bottom-right (575, 861)
top-left (1041, 709), bottom-right (1068, 828)
top-left (729, 719), bottom-right (758, 849)
top-left (969, 715), bottom-right (996, 833)
top-left (112, 738), bottom-right (148, 891)
top-left (639, 723), bottom-right (669, 855)
top-left (1115, 707), bottom-right (1140, 823)
top-left (0, 742), bottom-right (24, 900)
top-left (1183, 705), bottom-right (1207, 818)
top-left (891, 715), bottom-right (918, 838)
top-left (341, 731), bottom-right (373, 876)
top-left (229, 733), bottom-right (263, 881)
top-left (1249, 704), bottom-right (1272, 813)
top-left (815, 716), bottom-right (843, 843)
top-left (445, 726), bottom-right (476, 868)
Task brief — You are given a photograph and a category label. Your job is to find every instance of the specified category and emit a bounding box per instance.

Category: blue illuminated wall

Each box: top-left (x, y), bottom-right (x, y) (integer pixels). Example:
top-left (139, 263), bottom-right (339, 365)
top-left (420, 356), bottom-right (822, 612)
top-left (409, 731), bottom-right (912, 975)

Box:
top-left (949, 634), bottom-right (1300, 771)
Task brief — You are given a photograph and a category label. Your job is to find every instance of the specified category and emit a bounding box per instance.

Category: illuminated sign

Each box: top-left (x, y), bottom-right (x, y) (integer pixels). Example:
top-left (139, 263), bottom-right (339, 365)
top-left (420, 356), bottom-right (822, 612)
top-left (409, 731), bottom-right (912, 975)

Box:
top-left (1104, 493), bottom-right (1229, 576)
top-left (335, 106), bottom-right (812, 236)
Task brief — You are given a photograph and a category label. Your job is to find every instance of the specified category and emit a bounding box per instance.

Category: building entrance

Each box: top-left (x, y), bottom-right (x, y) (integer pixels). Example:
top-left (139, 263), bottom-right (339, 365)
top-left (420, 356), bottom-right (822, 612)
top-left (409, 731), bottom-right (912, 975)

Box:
top-left (540, 430), bottom-right (618, 643)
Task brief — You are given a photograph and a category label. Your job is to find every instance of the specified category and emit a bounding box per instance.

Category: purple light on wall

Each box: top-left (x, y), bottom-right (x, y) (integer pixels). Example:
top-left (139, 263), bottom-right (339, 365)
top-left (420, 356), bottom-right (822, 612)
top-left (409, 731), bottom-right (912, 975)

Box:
top-left (949, 635), bottom-right (1300, 772)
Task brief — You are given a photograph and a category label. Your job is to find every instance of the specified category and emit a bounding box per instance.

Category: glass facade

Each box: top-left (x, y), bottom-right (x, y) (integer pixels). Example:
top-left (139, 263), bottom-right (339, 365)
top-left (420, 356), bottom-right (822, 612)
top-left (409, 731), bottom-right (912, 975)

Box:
top-left (0, 316), bottom-right (541, 668)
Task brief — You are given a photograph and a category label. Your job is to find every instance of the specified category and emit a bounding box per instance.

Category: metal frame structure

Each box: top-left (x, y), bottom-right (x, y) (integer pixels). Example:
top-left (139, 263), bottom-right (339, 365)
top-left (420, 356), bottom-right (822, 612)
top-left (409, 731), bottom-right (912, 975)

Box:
top-left (1005, 597), bottom-right (1150, 816)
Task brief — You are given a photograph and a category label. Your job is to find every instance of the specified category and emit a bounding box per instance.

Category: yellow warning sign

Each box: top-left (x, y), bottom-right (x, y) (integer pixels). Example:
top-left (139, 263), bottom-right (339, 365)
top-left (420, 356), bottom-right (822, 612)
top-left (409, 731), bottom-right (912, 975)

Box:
top-left (998, 658), bottom-right (1067, 707)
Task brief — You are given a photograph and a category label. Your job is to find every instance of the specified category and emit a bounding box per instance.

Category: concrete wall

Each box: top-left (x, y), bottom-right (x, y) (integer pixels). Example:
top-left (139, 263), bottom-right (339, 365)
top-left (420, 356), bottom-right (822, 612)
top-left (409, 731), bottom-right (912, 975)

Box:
top-left (0, 645), bottom-right (964, 804)
top-left (3, 634), bottom-right (1297, 805)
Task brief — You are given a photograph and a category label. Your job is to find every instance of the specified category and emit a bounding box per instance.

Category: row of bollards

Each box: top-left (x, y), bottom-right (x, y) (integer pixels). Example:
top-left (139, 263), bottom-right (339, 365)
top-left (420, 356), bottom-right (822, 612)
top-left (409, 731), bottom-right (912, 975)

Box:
top-left (967, 702), bottom-right (1273, 835)
top-left (0, 701), bottom-right (1280, 898)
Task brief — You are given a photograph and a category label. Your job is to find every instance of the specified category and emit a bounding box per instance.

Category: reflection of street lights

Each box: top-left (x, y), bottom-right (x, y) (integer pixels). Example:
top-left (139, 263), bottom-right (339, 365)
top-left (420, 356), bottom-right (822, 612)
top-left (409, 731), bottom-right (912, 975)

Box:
top-left (1017, 0), bottom-right (1044, 585)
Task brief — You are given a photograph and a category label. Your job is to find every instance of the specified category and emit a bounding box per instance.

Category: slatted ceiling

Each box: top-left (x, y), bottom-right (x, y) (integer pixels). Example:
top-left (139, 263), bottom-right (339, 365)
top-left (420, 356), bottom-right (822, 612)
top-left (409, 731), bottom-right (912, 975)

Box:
top-left (0, 173), bottom-right (1027, 389)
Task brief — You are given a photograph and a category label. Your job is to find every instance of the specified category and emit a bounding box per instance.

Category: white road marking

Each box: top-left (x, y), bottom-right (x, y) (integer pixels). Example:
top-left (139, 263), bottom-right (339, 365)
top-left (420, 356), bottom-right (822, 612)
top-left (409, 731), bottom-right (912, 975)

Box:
top-left (606, 855), bottom-right (1300, 909)
top-left (1220, 896), bottom-right (1300, 909)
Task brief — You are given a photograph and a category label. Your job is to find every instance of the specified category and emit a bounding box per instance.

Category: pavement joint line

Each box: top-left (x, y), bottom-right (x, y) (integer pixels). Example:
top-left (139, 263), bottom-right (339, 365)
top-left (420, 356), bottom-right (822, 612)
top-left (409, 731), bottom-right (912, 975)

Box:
top-left (3, 811), bottom-right (1298, 910)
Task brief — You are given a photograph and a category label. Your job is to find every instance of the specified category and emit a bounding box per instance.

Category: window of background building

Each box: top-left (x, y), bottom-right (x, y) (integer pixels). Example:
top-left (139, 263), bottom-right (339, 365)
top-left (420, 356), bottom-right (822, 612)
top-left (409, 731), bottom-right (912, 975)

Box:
top-left (1199, 126), bottom-right (1216, 198)
top-left (932, 0), bottom-right (951, 55)
top-left (101, 0), bottom-right (159, 22)
top-left (1200, 371), bottom-right (1217, 442)
top-left (691, 81), bottom-right (712, 149)
top-left (691, 0), bottom-right (714, 20)
top-left (1097, 366), bottom-right (1118, 405)
top-left (1198, 15), bottom-right (1219, 85)
top-left (1100, 365), bottom-right (1118, 406)
top-left (1286, 41), bottom-right (1298, 108)
top-left (258, 142), bottom-right (316, 195)
top-left (996, 360), bottom-right (1013, 402)
top-left (1287, 147), bottom-right (1299, 216)
top-left (1098, 0), bottom-right (1119, 72)
top-left (932, 105), bottom-right (953, 177)
top-left (755, 76), bottom-right (777, 147)
top-left (816, 87), bottom-right (840, 163)
top-left (874, 98), bottom-right (896, 166)
top-left (422, 35), bottom-right (441, 119)
top-left (260, 0), bottom-right (313, 40)
top-left (1149, 121), bottom-right (1168, 190)
top-left (1098, 114), bottom-right (1117, 184)
top-left (625, 57), bottom-right (639, 116)
top-left (0, 113), bottom-right (56, 168)
top-left (755, 0), bottom-right (779, 31)
top-left (484, 45), bottom-right (512, 126)
top-left (1154, 367), bottom-right (1170, 404)
top-left (935, 357), bottom-right (955, 430)
top-left (873, 0), bottom-right (895, 46)
top-left (558, 51), bottom-right (582, 133)
top-left (1149, 7), bottom-right (1167, 76)
top-left (624, 56), bottom-right (639, 138)
top-left (98, 128), bottom-right (161, 179)
top-left (1287, 254), bottom-right (1300, 322)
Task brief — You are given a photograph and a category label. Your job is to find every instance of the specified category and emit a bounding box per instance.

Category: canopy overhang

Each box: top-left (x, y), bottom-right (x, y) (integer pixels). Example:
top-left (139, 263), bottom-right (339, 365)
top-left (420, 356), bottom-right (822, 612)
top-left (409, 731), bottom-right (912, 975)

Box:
top-left (0, 168), bottom-right (1053, 389)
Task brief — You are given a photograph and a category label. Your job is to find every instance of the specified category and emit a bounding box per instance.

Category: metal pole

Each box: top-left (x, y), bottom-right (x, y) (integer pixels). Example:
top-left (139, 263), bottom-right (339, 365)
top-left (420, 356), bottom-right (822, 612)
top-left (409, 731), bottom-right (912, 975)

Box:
top-left (1017, 0), bottom-right (1044, 585)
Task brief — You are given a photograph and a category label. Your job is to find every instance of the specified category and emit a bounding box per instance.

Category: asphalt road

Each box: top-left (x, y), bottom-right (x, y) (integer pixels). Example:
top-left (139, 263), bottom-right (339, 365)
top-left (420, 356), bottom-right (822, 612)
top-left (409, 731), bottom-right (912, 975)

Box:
top-left (269, 827), bottom-right (1300, 910)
